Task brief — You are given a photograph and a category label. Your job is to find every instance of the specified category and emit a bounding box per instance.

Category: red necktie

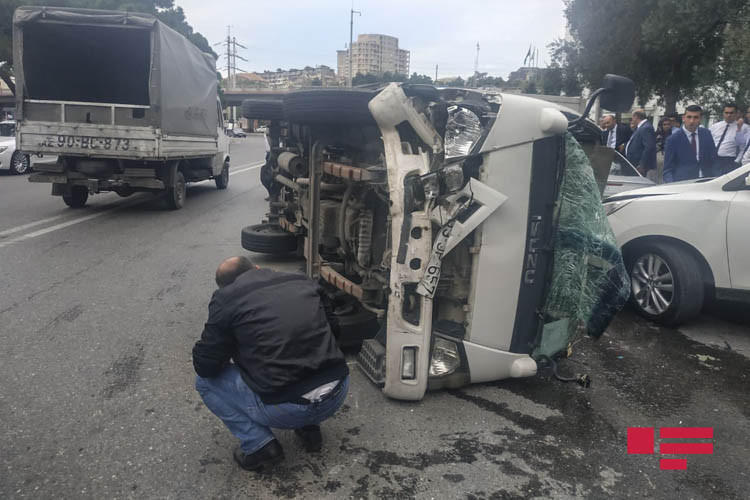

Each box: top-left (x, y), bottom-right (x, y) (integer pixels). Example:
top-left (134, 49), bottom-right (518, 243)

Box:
top-left (690, 132), bottom-right (697, 157)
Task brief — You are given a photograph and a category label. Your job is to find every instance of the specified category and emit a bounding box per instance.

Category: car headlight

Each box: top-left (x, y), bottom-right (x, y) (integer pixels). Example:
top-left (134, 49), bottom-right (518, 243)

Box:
top-left (603, 199), bottom-right (632, 216)
top-left (429, 338), bottom-right (461, 377)
top-left (0, 146), bottom-right (8, 153)
top-left (417, 164), bottom-right (466, 200)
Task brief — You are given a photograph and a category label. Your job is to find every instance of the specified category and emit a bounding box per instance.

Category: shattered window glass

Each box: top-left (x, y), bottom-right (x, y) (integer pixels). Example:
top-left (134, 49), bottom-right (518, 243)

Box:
top-left (534, 133), bottom-right (631, 359)
top-left (444, 106), bottom-right (482, 158)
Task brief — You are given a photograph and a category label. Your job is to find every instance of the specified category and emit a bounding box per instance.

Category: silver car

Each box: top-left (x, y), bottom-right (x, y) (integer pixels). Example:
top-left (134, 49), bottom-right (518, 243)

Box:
top-left (604, 150), bottom-right (655, 197)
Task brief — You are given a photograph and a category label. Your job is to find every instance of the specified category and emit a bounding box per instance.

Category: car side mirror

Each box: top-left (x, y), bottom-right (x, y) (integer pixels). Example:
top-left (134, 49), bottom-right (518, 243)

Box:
top-left (745, 175), bottom-right (750, 188)
top-left (599, 74), bottom-right (635, 112)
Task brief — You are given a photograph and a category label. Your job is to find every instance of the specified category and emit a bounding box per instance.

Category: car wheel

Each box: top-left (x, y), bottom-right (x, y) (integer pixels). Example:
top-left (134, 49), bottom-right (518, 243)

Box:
top-left (241, 223), bottom-right (297, 254)
top-left (10, 151), bottom-right (30, 175)
top-left (62, 186), bottom-right (88, 208)
top-left (241, 99), bottom-right (284, 120)
top-left (283, 89), bottom-right (377, 125)
top-left (215, 161), bottom-right (229, 189)
top-left (627, 241), bottom-right (704, 326)
top-left (166, 171), bottom-right (186, 210)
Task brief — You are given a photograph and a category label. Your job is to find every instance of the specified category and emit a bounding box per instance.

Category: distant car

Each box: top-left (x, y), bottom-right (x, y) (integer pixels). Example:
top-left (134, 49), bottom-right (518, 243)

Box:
top-left (232, 129), bottom-right (247, 138)
top-left (255, 125), bottom-right (268, 134)
top-left (0, 121), bottom-right (32, 175)
top-left (604, 150), bottom-right (655, 198)
top-left (604, 164), bottom-right (750, 325)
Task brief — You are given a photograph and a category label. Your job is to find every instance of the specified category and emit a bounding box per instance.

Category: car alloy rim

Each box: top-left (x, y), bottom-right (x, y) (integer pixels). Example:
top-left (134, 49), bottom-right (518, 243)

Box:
top-left (13, 153), bottom-right (29, 173)
top-left (631, 253), bottom-right (674, 315)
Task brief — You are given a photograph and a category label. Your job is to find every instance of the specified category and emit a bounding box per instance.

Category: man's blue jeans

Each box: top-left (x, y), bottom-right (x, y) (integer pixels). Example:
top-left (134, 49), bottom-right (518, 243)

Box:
top-left (195, 364), bottom-right (349, 454)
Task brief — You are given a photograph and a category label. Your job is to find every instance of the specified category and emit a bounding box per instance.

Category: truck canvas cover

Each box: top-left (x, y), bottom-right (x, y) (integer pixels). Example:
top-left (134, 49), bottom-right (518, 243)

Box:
top-left (13, 6), bottom-right (218, 137)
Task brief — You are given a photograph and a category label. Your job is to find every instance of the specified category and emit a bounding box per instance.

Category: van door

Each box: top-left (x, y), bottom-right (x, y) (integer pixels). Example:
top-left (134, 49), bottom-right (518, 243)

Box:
top-left (215, 99), bottom-right (229, 175)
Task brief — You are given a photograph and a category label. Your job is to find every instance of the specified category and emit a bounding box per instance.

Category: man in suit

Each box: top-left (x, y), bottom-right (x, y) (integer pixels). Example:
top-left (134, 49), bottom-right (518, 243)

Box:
top-left (708, 103), bottom-right (748, 176)
top-left (663, 105), bottom-right (716, 183)
top-left (624, 109), bottom-right (657, 176)
top-left (600, 114), bottom-right (632, 153)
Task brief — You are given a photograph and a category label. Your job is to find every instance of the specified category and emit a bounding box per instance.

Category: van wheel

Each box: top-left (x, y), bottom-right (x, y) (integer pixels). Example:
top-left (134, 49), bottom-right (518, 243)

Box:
top-left (62, 186), bottom-right (88, 208)
top-left (627, 241), bottom-right (703, 326)
top-left (283, 89), bottom-right (376, 124)
top-left (10, 151), bottom-right (30, 175)
top-left (166, 171), bottom-right (186, 210)
top-left (241, 99), bottom-right (284, 120)
top-left (215, 161), bottom-right (229, 189)
top-left (241, 224), bottom-right (297, 253)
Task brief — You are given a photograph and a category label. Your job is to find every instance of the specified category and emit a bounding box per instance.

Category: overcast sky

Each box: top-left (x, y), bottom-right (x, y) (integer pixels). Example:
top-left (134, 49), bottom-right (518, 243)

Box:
top-left (176, 0), bottom-right (567, 80)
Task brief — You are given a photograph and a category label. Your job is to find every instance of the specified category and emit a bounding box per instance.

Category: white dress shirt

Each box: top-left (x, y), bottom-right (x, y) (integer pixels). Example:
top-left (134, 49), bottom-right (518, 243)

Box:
top-left (708, 120), bottom-right (740, 158)
top-left (607, 127), bottom-right (617, 148)
top-left (683, 126), bottom-right (700, 161)
top-left (740, 134), bottom-right (750, 165)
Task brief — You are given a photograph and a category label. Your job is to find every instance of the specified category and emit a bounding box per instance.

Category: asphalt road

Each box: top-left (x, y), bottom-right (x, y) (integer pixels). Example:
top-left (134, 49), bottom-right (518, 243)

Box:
top-left (1, 136), bottom-right (748, 499)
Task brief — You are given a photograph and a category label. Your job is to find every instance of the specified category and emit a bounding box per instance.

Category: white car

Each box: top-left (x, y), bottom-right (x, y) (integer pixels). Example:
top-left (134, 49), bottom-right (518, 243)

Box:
top-left (604, 164), bottom-right (750, 325)
top-left (0, 121), bottom-right (31, 175)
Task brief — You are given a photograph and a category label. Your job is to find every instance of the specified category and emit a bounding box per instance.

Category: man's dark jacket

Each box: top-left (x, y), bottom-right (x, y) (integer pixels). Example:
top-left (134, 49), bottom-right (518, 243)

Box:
top-left (600, 123), bottom-right (632, 150)
top-left (626, 121), bottom-right (657, 171)
top-left (663, 127), bottom-right (716, 183)
top-left (192, 269), bottom-right (348, 404)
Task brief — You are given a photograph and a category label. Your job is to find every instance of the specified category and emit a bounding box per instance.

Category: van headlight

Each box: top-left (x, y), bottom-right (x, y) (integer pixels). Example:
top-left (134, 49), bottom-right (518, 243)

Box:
top-left (429, 338), bottom-right (461, 377)
top-left (603, 199), bottom-right (632, 216)
top-left (418, 164), bottom-right (466, 201)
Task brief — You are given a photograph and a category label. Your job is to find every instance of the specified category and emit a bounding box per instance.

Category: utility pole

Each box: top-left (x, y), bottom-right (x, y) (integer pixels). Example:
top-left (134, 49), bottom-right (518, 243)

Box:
top-left (348, 7), bottom-right (361, 87)
top-left (214, 26), bottom-right (247, 90)
top-left (435, 64), bottom-right (438, 83)
top-left (474, 42), bottom-right (480, 87)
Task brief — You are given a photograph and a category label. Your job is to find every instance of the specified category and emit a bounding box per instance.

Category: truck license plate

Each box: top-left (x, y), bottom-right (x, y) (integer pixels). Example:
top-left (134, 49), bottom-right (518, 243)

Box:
top-left (40, 135), bottom-right (131, 151)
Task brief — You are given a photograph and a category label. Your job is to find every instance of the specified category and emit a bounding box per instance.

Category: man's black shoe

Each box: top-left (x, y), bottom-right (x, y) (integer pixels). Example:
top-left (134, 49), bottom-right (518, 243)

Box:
top-left (233, 440), bottom-right (284, 471)
top-left (294, 425), bottom-right (322, 452)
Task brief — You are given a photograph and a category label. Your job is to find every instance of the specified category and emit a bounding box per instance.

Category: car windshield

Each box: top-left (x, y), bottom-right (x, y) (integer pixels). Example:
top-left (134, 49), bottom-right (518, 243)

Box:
top-left (610, 151), bottom-right (641, 177)
top-left (0, 123), bottom-right (14, 137)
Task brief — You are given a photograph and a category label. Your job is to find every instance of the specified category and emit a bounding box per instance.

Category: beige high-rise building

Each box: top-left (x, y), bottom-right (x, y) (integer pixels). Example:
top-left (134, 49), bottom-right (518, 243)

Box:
top-left (337, 34), bottom-right (410, 79)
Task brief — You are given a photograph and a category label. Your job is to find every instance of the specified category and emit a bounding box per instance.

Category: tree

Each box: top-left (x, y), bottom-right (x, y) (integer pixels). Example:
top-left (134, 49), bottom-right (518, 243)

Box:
top-left (408, 72), bottom-right (433, 84)
top-left (541, 66), bottom-right (564, 95)
top-left (466, 72), bottom-right (505, 88)
top-left (440, 76), bottom-right (465, 88)
top-left (522, 79), bottom-right (538, 95)
top-left (554, 0), bottom-right (747, 113)
top-left (0, 0), bottom-right (215, 95)
top-left (310, 77), bottom-right (322, 87)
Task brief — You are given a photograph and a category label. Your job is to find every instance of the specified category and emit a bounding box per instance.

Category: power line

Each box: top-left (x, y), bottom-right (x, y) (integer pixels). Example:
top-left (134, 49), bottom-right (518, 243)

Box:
top-left (214, 26), bottom-right (247, 89)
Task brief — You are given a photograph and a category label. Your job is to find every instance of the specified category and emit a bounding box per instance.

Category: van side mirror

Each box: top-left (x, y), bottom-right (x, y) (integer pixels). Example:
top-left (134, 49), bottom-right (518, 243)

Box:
top-left (745, 175), bottom-right (750, 188)
top-left (599, 74), bottom-right (636, 112)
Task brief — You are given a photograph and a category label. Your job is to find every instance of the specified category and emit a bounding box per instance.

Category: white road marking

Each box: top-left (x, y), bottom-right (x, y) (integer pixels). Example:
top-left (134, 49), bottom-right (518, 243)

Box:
top-left (0, 215), bottom-right (66, 238)
top-left (0, 161), bottom-right (264, 249)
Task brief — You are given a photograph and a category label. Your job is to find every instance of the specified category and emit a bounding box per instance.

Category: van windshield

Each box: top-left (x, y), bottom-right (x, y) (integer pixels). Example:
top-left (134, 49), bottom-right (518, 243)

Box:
top-left (22, 23), bottom-right (151, 105)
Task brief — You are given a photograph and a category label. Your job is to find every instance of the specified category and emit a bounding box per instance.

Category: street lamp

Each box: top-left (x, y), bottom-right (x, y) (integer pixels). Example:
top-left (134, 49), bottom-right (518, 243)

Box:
top-left (348, 8), bottom-right (361, 88)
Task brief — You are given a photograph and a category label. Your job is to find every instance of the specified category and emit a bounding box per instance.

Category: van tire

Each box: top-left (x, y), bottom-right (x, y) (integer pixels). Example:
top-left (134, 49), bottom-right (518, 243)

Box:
top-left (241, 99), bottom-right (284, 120)
top-left (166, 171), bottom-right (186, 210)
top-left (62, 186), bottom-right (88, 208)
top-left (215, 161), bottom-right (229, 189)
top-left (283, 89), bottom-right (376, 124)
top-left (241, 224), bottom-right (297, 254)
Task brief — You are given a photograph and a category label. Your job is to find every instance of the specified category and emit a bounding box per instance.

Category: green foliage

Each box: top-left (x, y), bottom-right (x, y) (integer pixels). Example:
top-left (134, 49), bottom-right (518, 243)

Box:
top-left (522, 79), bottom-right (538, 95)
top-left (408, 72), bottom-right (433, 84)
top-left (310, 77), bottom-right (322, 87)
top-left (466, 72), bottom-right (505, 88)
top-left (0, 0), bottom-right (215, 93)
top-left (554, 0), bottom-right (748, 113)
top-left (440, 76), bottom-right (465, 88)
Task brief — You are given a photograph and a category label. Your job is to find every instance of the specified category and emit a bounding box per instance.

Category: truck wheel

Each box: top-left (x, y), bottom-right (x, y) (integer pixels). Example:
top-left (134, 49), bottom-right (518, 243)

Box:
top-left (241, 99), bottom-right (284, 120)
top-left (241, 224), bottom-right (297, 254)
top-left (62, 186), bottom-right (88, 208)
top-left (215, 161), bottom-right (229, 189)
top-left (166, 171), bottom-right (186, 210)
top-left (283, 89), bottom-right (376, 125)
top-left (10, 151), bottom-right (30, 175)
top-left (626, 241), bottom-right (704, 326)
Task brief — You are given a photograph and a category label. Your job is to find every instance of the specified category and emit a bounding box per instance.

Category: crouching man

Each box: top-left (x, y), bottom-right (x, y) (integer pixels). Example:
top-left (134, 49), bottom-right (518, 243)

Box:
top-left (192, 256), bottom-right (349, 471)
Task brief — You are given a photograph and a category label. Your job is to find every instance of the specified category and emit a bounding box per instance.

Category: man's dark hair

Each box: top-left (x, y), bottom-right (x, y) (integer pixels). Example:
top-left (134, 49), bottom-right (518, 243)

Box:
top-left (632, 110), bottom-right (647, 120)
top-left (216, 256), bottom-right (255, 288)
top-left (685, 104), bottom-right (703, 114)
top-left (723, 102), bottom-right (737, 111)
top-left (666, 112), bottom-right (679, 119)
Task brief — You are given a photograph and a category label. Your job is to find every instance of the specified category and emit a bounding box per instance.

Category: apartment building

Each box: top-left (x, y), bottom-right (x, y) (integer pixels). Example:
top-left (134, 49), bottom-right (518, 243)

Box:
top-left (337, 34), bottom-right (410, 78)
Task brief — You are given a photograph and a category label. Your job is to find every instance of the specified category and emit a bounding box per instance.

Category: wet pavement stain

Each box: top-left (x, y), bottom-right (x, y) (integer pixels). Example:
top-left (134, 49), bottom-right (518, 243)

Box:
top-left (101, 343), bottom-right (145, 399)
